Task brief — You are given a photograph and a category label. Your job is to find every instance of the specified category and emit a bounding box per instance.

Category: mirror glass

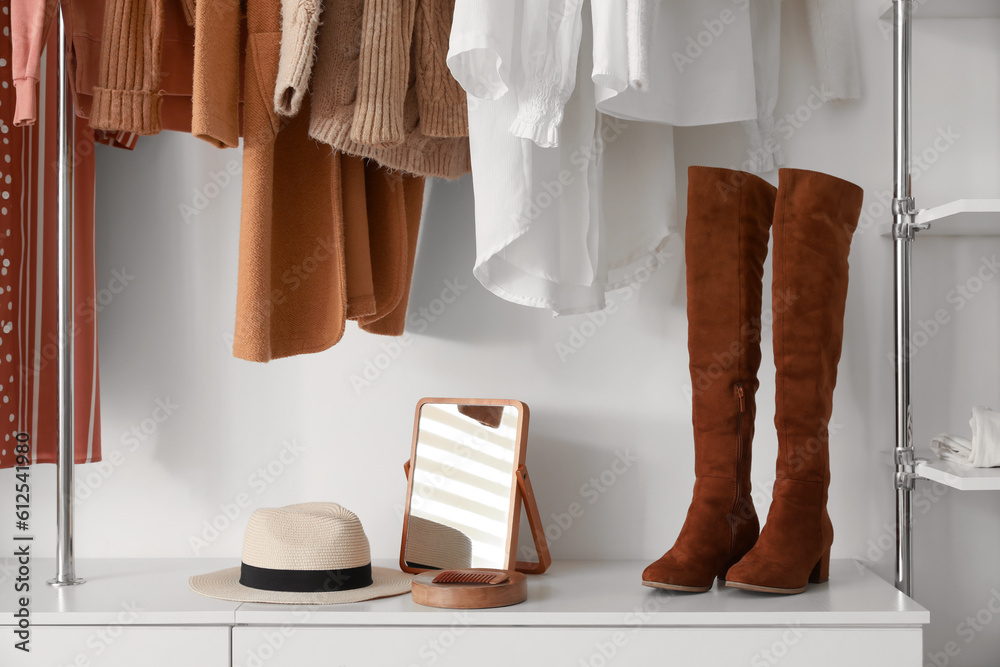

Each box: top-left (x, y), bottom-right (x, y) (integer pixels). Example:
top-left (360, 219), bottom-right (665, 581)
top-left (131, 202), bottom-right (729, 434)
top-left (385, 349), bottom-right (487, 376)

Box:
top-left (403, 402), bottom-right (521, 570)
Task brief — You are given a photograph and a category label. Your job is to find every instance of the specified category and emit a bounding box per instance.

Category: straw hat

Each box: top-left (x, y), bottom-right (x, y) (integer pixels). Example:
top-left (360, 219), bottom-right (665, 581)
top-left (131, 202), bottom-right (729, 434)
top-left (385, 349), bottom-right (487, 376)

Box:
top-left (189, 502), bottom-right (413, 604)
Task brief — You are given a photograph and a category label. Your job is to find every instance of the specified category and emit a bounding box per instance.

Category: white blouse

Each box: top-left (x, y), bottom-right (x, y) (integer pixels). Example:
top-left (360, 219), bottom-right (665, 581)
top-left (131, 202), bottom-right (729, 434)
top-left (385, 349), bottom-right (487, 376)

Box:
top-left (448, 0), bottom-right (860, 314)
top-left (449, 0), bottom-right (675, 315)
top-left (593, 0), bottom-right (860, 174)
top-left (741, 0), bottom-right (862, 173)
top-left (593, 0), bottom-right (759, 128)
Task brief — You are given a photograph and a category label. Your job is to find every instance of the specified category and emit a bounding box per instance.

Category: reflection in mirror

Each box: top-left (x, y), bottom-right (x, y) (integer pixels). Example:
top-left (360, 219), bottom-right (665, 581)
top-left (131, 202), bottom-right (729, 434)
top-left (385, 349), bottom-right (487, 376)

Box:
top-left (404, 403), bottom-right (519, 570)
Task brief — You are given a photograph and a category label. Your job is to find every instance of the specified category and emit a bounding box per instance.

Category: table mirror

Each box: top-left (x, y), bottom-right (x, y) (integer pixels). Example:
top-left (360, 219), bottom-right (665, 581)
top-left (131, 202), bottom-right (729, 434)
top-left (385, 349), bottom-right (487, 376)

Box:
top-left (400, 398), bottom-right (549, 574)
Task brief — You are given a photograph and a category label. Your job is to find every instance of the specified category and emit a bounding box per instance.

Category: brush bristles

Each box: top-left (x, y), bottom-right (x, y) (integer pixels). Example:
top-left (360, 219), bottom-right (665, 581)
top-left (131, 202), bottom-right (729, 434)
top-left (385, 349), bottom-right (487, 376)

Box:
top-left (432, 569), bottom-right (509, 585)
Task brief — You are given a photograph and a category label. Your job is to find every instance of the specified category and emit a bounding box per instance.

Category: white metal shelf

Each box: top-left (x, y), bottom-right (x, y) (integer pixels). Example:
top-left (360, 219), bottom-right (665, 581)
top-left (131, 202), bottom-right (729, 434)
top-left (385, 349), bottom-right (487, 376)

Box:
top-left (914, 450), bottom-right (1000, 490)
top-left (882, 0), bottom-right (1000, 597)
top-left (879, 199), bottom-right (1000, 236)
top-left (880, 0), bottom-right (1000, 20)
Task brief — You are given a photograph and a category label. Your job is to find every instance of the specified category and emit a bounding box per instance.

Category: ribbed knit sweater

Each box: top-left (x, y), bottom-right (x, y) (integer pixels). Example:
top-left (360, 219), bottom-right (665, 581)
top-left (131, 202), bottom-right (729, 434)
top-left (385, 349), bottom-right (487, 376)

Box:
top-left (89, 0), bottom-right (196, 135)
top-left (90, 0), bottom-right (166, 135)
top-left (295, 0), bottom-right (470, 180)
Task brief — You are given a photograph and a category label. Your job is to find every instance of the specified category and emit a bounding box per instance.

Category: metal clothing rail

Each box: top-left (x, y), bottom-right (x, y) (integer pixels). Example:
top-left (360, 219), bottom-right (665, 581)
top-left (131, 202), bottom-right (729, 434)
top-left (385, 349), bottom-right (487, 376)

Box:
top-left (48, 6), bottom-right (84, 588)
top-left (892, 0), bottom-right (917, 598)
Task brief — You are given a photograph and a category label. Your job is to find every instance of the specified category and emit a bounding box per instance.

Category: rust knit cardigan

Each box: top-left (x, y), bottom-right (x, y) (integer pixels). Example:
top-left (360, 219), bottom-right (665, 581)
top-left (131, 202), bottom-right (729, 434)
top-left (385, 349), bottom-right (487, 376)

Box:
top-left (90, 0), bottom-right (197, 135)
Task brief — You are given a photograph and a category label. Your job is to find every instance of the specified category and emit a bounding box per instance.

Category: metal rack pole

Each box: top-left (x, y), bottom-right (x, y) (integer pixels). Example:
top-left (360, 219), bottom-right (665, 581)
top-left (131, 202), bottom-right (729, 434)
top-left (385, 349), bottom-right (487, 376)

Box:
top-left (892, 0), bottom-right (916, 597)
top-left (48, 6), bottom-right (84, 588)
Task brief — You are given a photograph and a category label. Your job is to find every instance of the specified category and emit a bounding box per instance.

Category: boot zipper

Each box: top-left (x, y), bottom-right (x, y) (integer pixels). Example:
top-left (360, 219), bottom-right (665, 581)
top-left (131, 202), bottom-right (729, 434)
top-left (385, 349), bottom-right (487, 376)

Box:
top-left (727, 383), bottom-right (747, 565)
top-left (734, 383), bottom-right (746, 485)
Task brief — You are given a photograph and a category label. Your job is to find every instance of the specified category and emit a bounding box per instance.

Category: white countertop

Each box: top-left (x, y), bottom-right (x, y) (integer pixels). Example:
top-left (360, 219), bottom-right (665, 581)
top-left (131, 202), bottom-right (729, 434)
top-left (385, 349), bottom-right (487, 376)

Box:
top-left (0, 558), bottom-right (240, 625)
top-left (0, 559), bottom-right (928, 627)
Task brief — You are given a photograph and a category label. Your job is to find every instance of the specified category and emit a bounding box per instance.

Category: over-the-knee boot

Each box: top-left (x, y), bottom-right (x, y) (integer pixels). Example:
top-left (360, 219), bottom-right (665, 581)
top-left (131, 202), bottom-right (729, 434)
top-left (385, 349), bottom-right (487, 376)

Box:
top-left (726, 168), bottom-right (863, 595)
top-left (642, 167), bottom-right (774, 592)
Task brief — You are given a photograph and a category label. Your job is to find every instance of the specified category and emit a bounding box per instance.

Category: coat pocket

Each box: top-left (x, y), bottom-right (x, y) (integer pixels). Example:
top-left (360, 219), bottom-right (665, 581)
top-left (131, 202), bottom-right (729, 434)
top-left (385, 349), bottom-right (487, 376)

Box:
top-left (247, 32), bottom-right (284, 137)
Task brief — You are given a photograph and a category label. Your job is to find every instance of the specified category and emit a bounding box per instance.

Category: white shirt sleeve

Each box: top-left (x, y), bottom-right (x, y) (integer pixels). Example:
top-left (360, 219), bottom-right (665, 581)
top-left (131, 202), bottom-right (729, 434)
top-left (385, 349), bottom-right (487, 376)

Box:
top-left (590, 0), bottom-right (649, 94)
top-left (447, 0), bottom-right (517, 100)
top-left (625, 0), bottom-right (652, 90)
top-left (590, 0), bottom-right (629, 94)
top-left (743, 0), bottom-right (784, 173)
top-left (508, 0), bottom-right (586, 148)
top-left (804, 0), bottom-right (861, 100)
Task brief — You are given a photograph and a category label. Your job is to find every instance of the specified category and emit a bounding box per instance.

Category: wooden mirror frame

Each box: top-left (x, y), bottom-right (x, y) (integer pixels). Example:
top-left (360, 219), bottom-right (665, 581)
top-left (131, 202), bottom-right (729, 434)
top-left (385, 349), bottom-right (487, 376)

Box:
top-left (399, 398), bottom-right (550, 575)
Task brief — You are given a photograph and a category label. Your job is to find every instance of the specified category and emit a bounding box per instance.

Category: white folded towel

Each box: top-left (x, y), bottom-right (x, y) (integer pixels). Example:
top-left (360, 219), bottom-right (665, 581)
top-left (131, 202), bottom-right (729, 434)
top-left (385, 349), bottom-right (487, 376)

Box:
top-left (931, 406), bottom-right (1000, 468)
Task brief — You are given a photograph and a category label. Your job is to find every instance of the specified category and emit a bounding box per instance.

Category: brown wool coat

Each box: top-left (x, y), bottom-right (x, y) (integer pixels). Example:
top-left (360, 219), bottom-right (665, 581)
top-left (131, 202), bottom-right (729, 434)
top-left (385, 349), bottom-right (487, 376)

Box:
top-left (227, 0), bottom-right (345, 361)
top-left (198, 0), bottom-right (424, 360)
top-left (341, 157), bottom-right (377, 320)
top-left (357, 163), bottom-right (425, 336)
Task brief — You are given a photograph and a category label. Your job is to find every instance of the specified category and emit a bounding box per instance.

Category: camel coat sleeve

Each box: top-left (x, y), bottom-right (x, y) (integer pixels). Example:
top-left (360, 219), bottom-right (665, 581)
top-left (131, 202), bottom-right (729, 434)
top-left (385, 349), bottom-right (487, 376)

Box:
top-left (192, 0), bottom-right (243, 147)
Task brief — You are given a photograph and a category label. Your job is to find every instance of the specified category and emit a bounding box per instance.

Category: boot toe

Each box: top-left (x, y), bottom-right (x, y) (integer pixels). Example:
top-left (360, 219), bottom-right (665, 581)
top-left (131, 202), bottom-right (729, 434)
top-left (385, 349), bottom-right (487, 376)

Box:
top-left (725, 552), bottom-right (808, 594)
top-left (642, 553), bottom-right (716, 592)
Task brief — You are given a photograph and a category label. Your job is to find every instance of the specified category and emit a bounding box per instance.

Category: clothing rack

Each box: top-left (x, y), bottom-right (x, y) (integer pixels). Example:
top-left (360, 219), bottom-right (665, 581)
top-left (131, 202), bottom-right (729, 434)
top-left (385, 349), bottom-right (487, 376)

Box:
top-left (26, 0), bottom-right (917, 596)
top-left (48, 7), bottom-right (84, 588)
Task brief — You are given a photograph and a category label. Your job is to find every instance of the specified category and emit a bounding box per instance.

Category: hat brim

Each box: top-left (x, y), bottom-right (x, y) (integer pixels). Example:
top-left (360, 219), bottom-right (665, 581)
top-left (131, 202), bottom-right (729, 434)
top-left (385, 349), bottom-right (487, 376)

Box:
top-left (189, 566), bottom-right (413, 605)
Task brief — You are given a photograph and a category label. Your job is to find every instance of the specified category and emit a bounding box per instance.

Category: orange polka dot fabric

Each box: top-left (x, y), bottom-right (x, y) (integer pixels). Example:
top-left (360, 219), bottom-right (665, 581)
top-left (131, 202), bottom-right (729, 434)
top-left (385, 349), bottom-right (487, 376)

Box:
top-left (1, 5), bottom-right (101, 468)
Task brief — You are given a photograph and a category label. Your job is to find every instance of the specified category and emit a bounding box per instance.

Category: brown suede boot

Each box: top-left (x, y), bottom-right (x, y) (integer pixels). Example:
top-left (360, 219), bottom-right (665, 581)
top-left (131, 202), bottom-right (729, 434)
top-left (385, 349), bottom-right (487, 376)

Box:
top-left (726, 168), bottom-right (863, 595)
top-left (642, 167), bottom-right (774, 592)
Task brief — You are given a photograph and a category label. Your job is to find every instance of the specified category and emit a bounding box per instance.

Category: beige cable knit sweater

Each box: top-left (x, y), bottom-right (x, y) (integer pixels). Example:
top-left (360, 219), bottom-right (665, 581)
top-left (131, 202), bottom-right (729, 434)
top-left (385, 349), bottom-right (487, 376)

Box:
top-left (274, 0), bottom-right (323, 117)
top-left (275, 0), bottom-right (470, 180)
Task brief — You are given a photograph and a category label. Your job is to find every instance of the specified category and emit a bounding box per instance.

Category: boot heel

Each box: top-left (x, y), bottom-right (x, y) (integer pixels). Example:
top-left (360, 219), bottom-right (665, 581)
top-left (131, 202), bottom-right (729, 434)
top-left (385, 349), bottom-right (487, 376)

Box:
top-left (809, 549), bottom-right (831, 584)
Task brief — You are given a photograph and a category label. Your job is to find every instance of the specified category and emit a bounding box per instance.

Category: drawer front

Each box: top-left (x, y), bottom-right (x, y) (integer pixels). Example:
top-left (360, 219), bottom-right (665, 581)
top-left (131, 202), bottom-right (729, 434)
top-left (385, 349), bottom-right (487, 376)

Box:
top-left (2, 626), bottom-right (230, 667)
top-left (234, 626), bottom-right (922, 667)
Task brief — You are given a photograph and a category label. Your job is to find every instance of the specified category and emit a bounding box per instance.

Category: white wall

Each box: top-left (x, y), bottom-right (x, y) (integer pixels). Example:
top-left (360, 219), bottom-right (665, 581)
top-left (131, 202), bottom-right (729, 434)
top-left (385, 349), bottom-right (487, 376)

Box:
top-left (3, 2), bottom-right (1000, 665)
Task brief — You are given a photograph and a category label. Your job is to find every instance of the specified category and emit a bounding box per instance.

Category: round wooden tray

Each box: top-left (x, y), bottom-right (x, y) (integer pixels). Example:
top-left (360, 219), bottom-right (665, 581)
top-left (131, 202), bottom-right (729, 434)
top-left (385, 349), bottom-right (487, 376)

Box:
top-left (411, 571), bottom-right (528, 609)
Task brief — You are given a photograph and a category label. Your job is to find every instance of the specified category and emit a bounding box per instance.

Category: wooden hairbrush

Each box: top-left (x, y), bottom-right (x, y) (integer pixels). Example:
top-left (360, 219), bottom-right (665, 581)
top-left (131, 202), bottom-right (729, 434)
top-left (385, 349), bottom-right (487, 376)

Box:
top-left (412, 570), bottom-right (527, 608)
top-left (432, 569), bottom-right (510, 585)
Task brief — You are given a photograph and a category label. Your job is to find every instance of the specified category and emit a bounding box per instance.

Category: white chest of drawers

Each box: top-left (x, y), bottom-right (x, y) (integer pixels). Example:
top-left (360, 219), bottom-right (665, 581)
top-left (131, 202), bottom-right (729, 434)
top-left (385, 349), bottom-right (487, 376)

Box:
top-left (0, 558), bottom-right (927, 666)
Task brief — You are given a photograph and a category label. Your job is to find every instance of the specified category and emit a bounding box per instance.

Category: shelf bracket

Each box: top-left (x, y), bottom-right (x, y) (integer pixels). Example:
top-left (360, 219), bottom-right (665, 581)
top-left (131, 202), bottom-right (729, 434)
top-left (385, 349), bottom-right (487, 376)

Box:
top-left (892, 197), bottom-right (929, 238)
top-left (894, 447), bottom-right (917, 490)
top-left (893, 223), bottom-right (915, 240)
top-left (892, 197), bottom-right (915, 216)
top-left (895, 471), bottom-right (917, 491)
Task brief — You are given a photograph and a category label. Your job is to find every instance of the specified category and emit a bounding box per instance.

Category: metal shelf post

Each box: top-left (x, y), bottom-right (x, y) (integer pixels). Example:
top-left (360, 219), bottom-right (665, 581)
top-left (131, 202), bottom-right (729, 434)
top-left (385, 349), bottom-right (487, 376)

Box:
top-left (48, 5), bottom-right (84, 589)
top-left (892, 0), bottom-right (916, 597)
